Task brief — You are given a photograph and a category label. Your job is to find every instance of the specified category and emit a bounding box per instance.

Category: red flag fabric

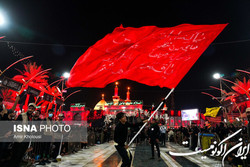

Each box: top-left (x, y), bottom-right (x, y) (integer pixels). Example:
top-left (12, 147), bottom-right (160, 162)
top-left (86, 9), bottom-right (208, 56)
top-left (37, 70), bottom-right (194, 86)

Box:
top-left (67, 24), bottom-right (227, 88)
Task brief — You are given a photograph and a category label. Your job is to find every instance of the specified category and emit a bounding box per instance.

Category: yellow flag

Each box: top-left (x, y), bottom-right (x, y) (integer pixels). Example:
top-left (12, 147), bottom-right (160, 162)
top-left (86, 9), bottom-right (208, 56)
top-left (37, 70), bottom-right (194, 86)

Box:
top-left (204, 107), bottom-right (221, 117)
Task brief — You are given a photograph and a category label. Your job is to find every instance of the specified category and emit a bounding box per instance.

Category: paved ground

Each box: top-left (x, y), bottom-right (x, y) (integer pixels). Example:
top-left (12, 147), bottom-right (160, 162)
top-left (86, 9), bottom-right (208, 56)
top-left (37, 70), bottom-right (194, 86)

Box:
top-left (32, 141), bottom-right (230, 167)
top-left (133, 144), bottom-right (167, 167)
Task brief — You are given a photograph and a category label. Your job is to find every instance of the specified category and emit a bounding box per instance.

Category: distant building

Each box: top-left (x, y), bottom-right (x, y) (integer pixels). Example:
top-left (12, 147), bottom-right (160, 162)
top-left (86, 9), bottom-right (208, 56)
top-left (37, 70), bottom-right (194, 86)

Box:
top-left (94, 82), bottom-right (143, 117)
top-left (94, 94), bottom-right (108, 110)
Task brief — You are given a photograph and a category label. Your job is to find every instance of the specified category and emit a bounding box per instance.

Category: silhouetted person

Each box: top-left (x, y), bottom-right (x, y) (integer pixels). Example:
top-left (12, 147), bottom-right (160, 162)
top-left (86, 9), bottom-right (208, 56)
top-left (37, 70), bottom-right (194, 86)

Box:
top-left (148, 119), bottom-right (161, 160)
top-left (9, 103), bottom-right (36, 167)
top-left (114, 112), bottom-right (147, 167)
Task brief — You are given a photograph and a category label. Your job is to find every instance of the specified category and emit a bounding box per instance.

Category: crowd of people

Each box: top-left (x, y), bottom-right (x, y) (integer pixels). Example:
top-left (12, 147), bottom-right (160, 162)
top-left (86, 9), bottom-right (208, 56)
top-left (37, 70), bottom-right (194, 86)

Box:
top-left (113, 111), bottom-right (250, 167)
top-left (0, 94), bottom-right (119, 167)
top-left (0, 95), bottom-right (250, 167)
top-left (168, 117), bottom-right (250, 167)
top-left (0, 95), bottom-right (67, 166)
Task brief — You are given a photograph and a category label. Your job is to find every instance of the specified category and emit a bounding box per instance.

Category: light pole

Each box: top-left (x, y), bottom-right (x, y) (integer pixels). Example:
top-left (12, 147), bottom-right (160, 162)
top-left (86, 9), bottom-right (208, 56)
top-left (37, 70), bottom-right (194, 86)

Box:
top-left (62, 72), bottom-right (70, 91)
top-left (61, 72), bottom-right (70, 112)
top-left (213, 73), bottom-right (224, 97)
top-left (213, 72), bottom-right (228, 121)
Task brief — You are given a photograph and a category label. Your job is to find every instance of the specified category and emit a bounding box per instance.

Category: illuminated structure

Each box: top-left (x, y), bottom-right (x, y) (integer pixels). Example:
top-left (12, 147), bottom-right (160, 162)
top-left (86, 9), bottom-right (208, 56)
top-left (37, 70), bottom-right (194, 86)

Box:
top-left (70, 103), bottom-right (86, 112)
top-left (62, 103), bottom-right (88, 121)
top-left (94, 94), bottom-right (108, 110)
top-left (94, 82), bottom-right (143, 117)
top-left (112, 82), bottom-right (120, 105)
top-left (125, 87), bottom-right (131, 103)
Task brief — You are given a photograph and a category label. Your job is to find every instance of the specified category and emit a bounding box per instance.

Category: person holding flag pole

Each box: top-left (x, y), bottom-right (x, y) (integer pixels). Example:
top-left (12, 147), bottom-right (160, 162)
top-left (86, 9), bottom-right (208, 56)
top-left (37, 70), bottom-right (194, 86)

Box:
top-left (66, 24), bottom-right (227, 166)
top-left (113, 88), bottom-right (174, 167)
top-left (114, 112), bottom-right (148, 167)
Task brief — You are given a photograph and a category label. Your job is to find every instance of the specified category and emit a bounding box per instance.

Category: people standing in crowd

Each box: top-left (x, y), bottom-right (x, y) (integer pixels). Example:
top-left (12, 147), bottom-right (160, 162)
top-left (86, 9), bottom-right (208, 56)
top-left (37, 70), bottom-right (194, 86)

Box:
top-left (168, 128), bottom-right (174, 142)
top-left (182, 125), bottom-right (190, 147)
top-left (40, 109), bottom-right (54, 164)
top-left (216, 122), bottom-right (228, 141)
top-left (189, 122), bottom-right (199, 151)
top-left (68, 113), bottom-right (82, 153)
top-left (246, 108), bottom-right (250, 140)
top-left (1, 99), bottom-right (249, 167)
top-left (159, 123), bottom-right (167, 146)
top-left (88, 127), bottom-right (95, 146)
top-left (9, 102), bottom-right (36, 167)
top-left (106, 124), bottom-right (112, 143)
top-left (148, 119), bottom-right (161, 160)
top-left (57, 113), bottom-right (68, 154)
top-left (31, 109), bottom-right (45, 165)
top-left (0, 96), bottom-right (20, 120)
top-left (52, 113), bottom-right (65, 161)
top-left (0, 95), bottom-right (20, 166)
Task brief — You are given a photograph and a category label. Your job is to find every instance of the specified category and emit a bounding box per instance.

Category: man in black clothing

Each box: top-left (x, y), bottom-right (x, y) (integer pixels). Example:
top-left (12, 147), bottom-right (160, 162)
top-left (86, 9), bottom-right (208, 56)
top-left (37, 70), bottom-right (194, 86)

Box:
top-left (189, 123), bottom-right (200, 151)
top-left (9, 102), bottom-right (36, 167)
top-left (114, 112), bottom-right (147, 167)
top-left (148, 119), bottom-right (160, 160)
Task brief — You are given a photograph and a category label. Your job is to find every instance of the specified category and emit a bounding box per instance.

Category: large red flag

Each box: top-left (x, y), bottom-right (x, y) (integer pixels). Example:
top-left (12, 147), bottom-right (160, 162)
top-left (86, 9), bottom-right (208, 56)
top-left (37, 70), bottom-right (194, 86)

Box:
top-left (67, 24), bottom-right (227, 88)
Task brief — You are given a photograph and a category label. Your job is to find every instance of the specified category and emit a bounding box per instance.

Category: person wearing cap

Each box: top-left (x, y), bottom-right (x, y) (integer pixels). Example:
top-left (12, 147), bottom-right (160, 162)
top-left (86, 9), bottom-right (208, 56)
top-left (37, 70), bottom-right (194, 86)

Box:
top-left (16, 102), bottom-right (36, 121)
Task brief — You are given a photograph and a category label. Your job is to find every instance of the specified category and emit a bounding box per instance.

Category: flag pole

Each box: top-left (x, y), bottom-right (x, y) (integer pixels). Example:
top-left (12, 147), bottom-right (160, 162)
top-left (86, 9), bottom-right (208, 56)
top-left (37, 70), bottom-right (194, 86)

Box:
top-left (128, 88), bottom-right (175, 146)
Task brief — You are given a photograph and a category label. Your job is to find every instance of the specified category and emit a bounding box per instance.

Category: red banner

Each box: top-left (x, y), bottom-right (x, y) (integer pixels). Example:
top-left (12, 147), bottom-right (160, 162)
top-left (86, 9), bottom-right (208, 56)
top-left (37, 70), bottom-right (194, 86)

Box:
top-left (67, 24), bottom-right (227, 88)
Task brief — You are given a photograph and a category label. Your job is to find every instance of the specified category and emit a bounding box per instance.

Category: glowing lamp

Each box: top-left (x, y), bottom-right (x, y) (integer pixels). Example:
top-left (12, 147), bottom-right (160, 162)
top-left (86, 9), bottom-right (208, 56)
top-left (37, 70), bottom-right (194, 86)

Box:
top-left (213, 73), bottom-right (224, 80)
top-left (0, 12), bottom-right (6, 26)
top-left (63, 72), bottom-right (70, 78)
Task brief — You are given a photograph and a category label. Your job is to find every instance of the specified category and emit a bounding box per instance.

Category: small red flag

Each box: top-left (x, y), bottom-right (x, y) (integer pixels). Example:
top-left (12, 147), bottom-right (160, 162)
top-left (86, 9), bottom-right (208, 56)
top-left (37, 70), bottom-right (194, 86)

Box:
top-left (67, 24), bottom-right (227, 88)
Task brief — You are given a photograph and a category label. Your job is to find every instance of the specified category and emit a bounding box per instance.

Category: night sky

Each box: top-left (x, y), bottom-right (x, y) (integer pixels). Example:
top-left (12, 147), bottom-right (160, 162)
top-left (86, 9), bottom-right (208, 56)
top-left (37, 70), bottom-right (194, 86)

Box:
top-left (0, 0), bottom-right (249, 112)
